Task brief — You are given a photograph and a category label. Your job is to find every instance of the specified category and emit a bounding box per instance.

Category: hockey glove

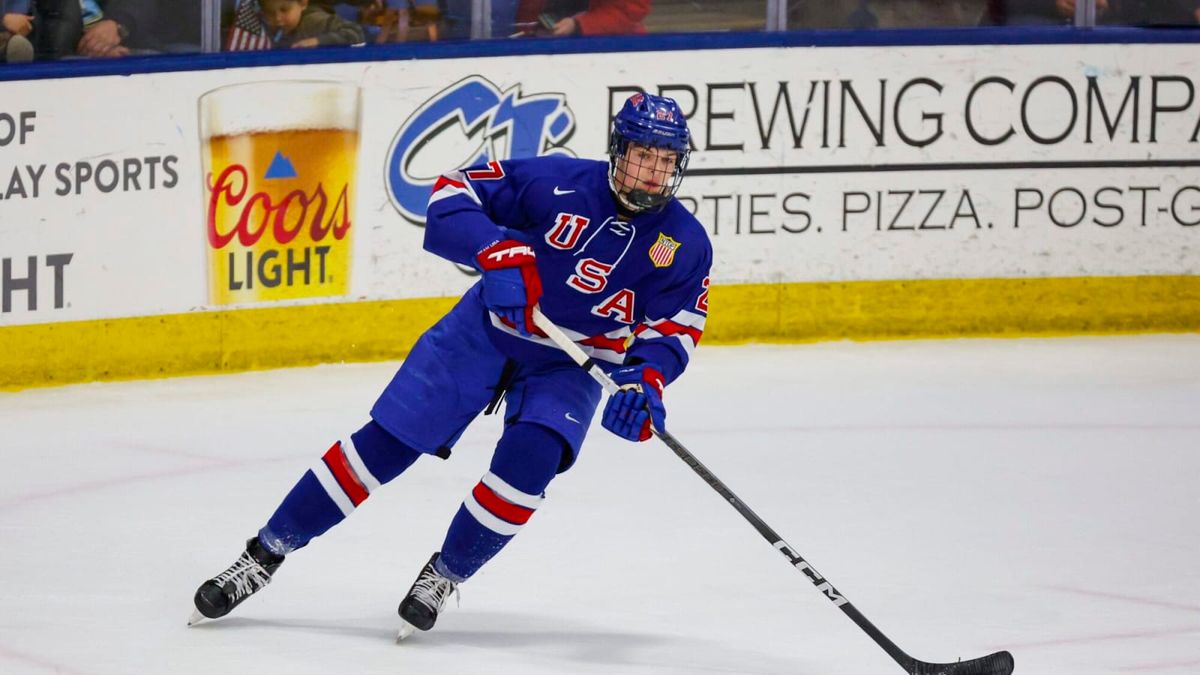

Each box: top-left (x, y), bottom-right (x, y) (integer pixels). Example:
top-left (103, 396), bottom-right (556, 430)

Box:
top-left (475, 239), bottom-right (543, 336)
top-left (602, 364), bottom-right (667, 442)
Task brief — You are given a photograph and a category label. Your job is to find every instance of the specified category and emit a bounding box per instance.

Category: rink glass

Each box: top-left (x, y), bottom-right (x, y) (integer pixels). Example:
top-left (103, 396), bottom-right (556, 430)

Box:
top-left (199, 81), bottom-right (360, 305)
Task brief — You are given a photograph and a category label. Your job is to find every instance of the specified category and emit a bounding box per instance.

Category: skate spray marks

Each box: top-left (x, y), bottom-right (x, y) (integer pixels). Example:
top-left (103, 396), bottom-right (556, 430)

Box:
top-left (1041, 585), bottom-right (1200, 615)
top-left (0, 442), bottom-right (298, 513)
top-left (0, 642), bottom-right (88, 675)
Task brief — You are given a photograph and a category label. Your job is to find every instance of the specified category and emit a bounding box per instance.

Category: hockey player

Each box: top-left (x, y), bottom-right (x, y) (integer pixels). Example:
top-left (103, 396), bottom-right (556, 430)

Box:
top-left (190, 92), bottom-right (712, 638)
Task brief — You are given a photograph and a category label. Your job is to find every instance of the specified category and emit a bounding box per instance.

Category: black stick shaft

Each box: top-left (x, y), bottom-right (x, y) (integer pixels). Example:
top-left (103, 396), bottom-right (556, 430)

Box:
top-left (530, 307), bottom-right (1012, 675)
top-left (651, 427), bottom-right (917, 670)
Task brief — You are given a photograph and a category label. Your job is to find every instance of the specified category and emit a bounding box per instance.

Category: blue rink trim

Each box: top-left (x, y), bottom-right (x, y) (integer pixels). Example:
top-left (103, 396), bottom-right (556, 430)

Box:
top-left (2, 26), bottom-right (1197, 83)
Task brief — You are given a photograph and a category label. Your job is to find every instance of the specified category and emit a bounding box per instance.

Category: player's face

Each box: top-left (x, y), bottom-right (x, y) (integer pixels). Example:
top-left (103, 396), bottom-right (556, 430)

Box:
top-left (614, 143), bottom-right (678, 196)
top-left (261, 0), bottom-right (305, 30)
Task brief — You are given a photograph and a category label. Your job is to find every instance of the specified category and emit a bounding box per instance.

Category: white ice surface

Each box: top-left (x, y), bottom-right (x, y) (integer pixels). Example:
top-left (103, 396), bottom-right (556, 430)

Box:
top-left (1, 335), bottom-right (1198, 674)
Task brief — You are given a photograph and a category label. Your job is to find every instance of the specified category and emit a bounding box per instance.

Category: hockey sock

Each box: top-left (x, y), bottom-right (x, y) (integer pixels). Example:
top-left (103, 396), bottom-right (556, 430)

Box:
top-left (258, 420), bottom-right (422, 555)
top-left (436, 422), bottom-right (567, 582)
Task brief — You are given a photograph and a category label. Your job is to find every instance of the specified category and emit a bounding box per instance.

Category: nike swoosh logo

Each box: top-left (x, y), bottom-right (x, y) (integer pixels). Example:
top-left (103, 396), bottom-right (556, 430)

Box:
top-left (565, 412), bottom-right (580, 423)
top-left (553, 186), bottom-right (575, 196)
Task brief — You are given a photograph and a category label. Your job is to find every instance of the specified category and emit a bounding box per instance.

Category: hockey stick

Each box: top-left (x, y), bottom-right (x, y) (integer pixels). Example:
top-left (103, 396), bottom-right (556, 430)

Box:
top-left (531, 307), bottom-right (1015, 675)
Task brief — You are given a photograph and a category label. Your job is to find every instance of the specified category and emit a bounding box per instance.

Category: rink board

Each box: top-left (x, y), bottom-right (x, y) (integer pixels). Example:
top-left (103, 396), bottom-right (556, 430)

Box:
top-left (3, 275), bottom-right (1198, 390)
top-left (1, 35), bottom-right (1198, 389)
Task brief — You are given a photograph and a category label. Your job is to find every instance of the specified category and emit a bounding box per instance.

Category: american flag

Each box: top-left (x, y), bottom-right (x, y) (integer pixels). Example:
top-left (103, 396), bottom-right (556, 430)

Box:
top-left (226, 0), bottom-right (273, 51)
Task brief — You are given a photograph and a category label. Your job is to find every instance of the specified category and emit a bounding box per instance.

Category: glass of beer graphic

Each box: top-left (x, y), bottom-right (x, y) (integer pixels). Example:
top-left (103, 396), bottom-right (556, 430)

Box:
top-left (199, 81), bottom-right (360, 305)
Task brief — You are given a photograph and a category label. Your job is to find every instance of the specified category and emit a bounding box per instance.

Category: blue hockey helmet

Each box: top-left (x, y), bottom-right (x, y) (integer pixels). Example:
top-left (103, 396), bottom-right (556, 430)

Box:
top-left (608, 93), bottom-right (691, 212)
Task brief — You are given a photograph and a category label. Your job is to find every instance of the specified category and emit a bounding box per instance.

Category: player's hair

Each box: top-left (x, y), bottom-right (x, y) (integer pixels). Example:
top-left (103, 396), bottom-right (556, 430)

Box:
top-left (608, 93), bottom-right (691, 213)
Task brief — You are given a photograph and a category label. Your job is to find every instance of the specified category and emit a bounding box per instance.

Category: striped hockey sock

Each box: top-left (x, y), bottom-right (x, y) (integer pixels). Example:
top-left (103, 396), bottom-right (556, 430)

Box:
top-left (259, 421), bottom-right (421, 555)
top-left (436, 423), bottom-right (565, 581)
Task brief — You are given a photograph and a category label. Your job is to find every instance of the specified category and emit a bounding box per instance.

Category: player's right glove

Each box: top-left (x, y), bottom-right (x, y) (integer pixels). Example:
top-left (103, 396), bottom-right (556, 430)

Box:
top-left (475, 239), bottom-right (543, 336)
top-left (602, 364), bottom-right (667, 442)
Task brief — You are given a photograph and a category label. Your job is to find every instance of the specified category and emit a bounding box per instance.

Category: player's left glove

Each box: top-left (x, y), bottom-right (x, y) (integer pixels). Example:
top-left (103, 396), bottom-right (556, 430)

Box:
top-left (475, 239), bottom-right (543, 336)
top-left (602, 364), bottom-right (666, 442)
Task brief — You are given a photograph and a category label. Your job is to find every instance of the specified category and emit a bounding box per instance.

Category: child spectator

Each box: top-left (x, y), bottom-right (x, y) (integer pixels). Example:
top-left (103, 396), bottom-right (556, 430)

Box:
top-left (260, 0), bottom-right (365, 48)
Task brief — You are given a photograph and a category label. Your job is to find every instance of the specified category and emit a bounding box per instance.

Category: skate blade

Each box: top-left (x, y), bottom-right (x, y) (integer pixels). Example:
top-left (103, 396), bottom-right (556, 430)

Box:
top-left (396, 620), bottom-right (418, 642)
top-left (187, 609), bottom-right (208, 627)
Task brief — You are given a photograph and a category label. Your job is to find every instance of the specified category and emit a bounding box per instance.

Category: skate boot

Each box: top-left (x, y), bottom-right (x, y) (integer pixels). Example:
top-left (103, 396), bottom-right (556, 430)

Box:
top-left (397, 552), bottom-right (459, 640)
top-left (189, 537), bottom-right (285, 625)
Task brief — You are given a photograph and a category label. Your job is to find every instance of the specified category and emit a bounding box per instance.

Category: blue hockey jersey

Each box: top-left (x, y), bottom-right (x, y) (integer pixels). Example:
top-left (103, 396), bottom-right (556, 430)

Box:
top-left (424, 156), bottom-right (711, 385)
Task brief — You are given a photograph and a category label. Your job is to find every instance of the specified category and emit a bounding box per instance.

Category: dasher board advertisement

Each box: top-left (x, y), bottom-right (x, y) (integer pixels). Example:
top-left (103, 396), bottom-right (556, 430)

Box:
top-left (0, 42), bottom-right (1196, 328)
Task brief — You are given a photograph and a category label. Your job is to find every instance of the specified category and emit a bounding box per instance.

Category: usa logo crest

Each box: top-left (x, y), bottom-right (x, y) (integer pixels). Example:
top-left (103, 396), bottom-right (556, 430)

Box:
top-left (648, 233), bottom-right (681, 268)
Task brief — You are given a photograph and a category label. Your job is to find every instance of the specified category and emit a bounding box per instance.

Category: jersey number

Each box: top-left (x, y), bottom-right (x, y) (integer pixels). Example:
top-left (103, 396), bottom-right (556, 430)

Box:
top-left (464, 161), bottom-right (505, 181)
top-left (696, 276), bottom-right (709, 313)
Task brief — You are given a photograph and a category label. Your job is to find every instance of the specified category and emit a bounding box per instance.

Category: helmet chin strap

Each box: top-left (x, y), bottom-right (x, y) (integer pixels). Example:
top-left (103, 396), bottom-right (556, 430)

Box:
top-left (623, 189), bottom-right (668, 211)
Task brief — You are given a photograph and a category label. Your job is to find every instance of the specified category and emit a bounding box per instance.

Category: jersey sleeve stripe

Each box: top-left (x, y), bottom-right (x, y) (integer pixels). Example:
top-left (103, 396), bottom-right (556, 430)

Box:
top-left (579, 334), bottom-right (631, 355)
top-left (429, 170), bottom-right (481, 206)
top-left (644, 319), bottom-right (704, 347)
top-left (664, 308), bottom-right (707, 328)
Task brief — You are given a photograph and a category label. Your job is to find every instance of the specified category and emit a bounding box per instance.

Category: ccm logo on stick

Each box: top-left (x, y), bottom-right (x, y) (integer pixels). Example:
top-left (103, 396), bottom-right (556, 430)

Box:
top-left (774, 540), bottom-right (848, 607)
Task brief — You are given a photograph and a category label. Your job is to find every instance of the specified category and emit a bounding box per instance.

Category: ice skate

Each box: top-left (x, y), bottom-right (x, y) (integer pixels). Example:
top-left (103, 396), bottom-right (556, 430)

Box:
top-left (396, 552), bottom-right (458, 640)
top-left (189, 537), bottom-right (285, 625)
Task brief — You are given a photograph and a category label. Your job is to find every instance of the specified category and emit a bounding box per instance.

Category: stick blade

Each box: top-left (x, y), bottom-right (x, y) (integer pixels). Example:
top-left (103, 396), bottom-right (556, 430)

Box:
top-left (911, 650), bottom-right (1014, 675)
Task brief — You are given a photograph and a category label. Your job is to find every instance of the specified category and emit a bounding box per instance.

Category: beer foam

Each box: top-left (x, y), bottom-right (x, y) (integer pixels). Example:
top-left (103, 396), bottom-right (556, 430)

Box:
top-left (200, 81), bottom-right (360, 139)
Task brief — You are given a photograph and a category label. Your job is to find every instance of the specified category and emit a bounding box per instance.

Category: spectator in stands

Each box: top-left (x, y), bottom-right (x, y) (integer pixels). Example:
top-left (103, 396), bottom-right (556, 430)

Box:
top-left (788, 0), bottom-right (978, 30)
top-left (2, 0), bottom-right (36, 61)
top-left (359, 0), bottom-right (441, 43)
top-left (0, 29), bottom-right (33, 61)
top-left (514, 0), bottom-right (650, 36)
top-left (1108, 0), bottom-right (1198, 24)
top-left (259, 0), bottom-right (365, 47)
top-left (982, 0), bottom-right (1197, 26)
top-left (77, 0), bottom-right (200, 56)
top-left (2, 1), bottom-right (33, 38)
top-left (4, 0), bottom-right (83, 61)
top-left (312, 0), bottom-right (371, 11)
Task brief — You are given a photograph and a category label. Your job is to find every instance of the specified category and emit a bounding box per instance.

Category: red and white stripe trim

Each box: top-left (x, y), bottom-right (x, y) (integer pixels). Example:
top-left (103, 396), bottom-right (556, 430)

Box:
top-left (429, 170), bottom-right (482, 206)
top-left (311, 439), bottom-right (380, 517)
top-left (463, 471), bottom-right (545, 537)
top-left (488, 309), bottom-right (705, 362)
top-left (635, 309), bottom-right (706, 356)
top-left (486, 312), bottom-right (633, 364)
